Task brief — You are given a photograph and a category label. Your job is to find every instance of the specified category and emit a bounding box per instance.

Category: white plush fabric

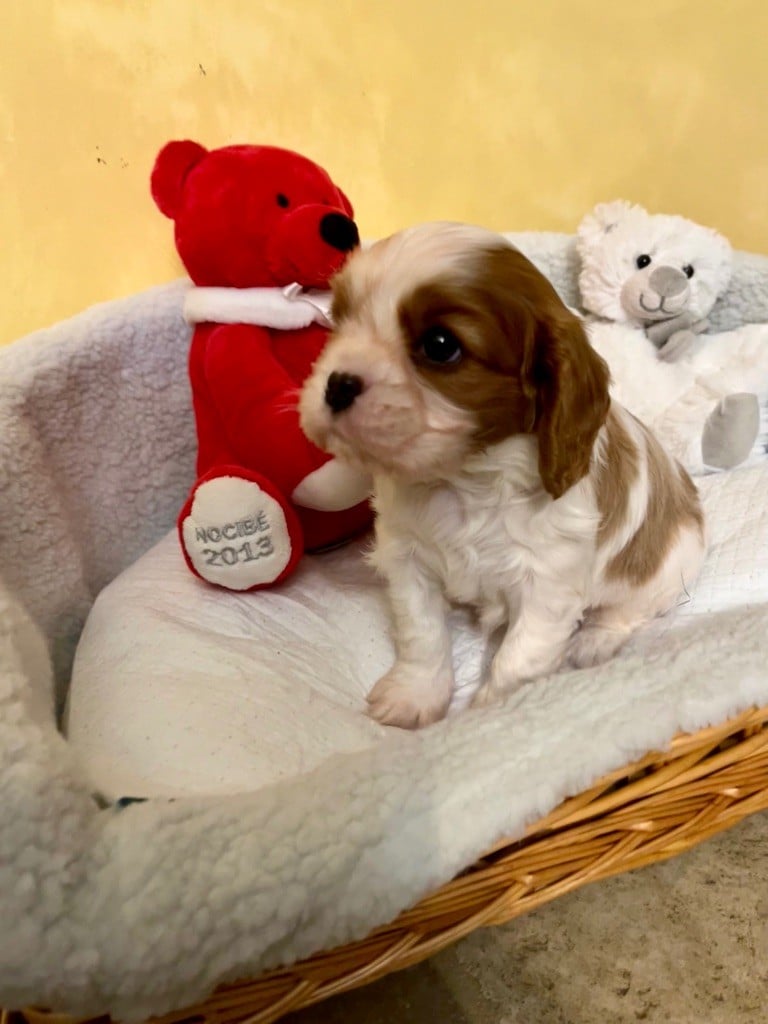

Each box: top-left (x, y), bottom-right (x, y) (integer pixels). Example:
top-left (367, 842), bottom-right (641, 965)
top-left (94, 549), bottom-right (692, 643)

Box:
top-left (68, 461), bottom-right (768, 800)
top-left (576, 199), bottom-right (733, 325)
top-left (2, 235), bottom-right (768, 1022)
top-left (586, 318), bottom-right (768, 474)
top-left (572, 202), bottom-right (768, 476)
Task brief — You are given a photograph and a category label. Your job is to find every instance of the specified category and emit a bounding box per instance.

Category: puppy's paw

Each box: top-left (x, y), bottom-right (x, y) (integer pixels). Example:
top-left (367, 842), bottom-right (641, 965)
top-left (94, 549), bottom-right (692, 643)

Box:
top-left (567, 626), bottom-right (626, 669)
top-left (367, 665), bottom-right (452, 729)
top-left (470, 681), bottom-right (506, 710)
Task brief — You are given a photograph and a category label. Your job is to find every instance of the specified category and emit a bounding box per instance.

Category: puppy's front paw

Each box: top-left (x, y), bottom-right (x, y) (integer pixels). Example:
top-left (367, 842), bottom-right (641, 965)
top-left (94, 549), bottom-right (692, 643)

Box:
top-left (567, 625), bottom-right (626, 669)
top-left (367, 665), bottom-right (452, 729)
top-left (470, 681), bottom-right (506, 710)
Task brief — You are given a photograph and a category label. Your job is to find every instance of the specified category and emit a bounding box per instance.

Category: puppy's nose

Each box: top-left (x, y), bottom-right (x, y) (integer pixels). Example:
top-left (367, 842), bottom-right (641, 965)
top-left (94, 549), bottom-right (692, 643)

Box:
top-left (320, 213), bottom-right (360, 253)
top-left (325, 371), bottom-right (363, 413)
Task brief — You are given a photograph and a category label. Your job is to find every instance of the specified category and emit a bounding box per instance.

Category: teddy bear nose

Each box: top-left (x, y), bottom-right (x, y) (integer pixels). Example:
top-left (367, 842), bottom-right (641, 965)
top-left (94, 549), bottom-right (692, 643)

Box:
top-left (325, 371), bottom-right (364, 413)
top-left (320, 213), bottom-right (360, 253)
top-left (649, 265), bottom-right (688, 299)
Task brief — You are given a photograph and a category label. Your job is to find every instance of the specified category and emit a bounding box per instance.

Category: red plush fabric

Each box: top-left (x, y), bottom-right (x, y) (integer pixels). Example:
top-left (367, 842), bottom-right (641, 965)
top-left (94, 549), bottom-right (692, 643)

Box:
top-left (151, 141), bottom-right (372, 587)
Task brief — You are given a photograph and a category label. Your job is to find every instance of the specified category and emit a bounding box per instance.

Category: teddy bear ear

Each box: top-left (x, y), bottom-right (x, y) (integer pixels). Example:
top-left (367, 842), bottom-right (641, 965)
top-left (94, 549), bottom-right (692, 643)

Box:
top-left (151, 140), bottom-right (208, 218)
top-left (702, 223), bottom-right (734, 290)
top-left (576, 199), bottom-right (637, 249)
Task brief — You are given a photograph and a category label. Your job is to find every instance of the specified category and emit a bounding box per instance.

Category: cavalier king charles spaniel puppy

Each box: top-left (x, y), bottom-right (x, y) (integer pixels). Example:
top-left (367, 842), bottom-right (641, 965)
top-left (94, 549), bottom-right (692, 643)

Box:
top-left (300, 223), bottom-right (706, 729)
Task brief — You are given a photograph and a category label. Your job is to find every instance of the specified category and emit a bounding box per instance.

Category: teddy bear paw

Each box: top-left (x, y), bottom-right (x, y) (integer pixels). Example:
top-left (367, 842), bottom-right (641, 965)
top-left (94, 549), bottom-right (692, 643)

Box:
top-left (701, 393), bottom-right (760, 470)
top-left (291, 459), bottom-right (372, 511)
top-left (179, 471), bottom-right (303, 590)
top-left (658, 329), bottom-right (697, 363)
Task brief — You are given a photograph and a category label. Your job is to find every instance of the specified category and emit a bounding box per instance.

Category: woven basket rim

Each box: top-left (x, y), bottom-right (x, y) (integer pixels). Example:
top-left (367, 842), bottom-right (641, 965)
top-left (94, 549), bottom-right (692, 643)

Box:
top-left (16, 703), bottom-right (768, 1024)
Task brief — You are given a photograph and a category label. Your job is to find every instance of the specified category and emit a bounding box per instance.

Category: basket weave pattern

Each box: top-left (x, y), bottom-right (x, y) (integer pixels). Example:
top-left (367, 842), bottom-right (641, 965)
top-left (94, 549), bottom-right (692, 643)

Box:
top-left (171, 706), bottom-right (768, 1023)
top-left (17, 705), bottom-right (768, 1024)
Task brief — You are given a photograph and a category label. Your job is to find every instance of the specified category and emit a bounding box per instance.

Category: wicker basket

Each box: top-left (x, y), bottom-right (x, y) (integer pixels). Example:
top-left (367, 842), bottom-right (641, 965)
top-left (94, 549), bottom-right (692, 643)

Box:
top-left (14, 704), bottom-right (768, 1024)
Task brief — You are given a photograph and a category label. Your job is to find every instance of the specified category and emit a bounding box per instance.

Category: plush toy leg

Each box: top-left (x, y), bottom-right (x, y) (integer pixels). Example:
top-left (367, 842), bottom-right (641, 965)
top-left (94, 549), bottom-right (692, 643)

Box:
top-left (178, 467), bottom-right (303, 590)
top-left (701, 393), bottom-right (761, 470)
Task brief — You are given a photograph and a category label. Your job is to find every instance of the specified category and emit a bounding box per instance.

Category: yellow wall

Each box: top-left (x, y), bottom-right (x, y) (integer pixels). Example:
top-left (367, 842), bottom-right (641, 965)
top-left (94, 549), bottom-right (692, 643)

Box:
top-left (2, 0), bottom-right (767, 343)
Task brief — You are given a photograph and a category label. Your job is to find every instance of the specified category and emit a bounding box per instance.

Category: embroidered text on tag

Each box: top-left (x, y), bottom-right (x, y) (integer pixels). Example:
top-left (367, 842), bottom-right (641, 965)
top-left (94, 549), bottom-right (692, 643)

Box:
top-left (196, 510), bottom-right (275, 567)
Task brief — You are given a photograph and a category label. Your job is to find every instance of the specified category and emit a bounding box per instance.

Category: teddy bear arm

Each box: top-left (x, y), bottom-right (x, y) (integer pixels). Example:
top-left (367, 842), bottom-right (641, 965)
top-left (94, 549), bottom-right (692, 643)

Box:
top-left (658, 330), bottom-right (697, 363)
top-left (203, 323), bottom-right (321, 485)
top-left (204, 322), bottom-right (297, 417)
top-left (646, 312), bottom-right (698, 347)
top-left (645, 321), bottom-right (673, 346)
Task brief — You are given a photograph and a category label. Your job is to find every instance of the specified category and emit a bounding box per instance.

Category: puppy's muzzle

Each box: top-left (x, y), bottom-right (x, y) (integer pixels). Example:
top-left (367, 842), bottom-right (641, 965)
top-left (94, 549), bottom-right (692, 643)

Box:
top-left (324, 371), bottom-right (364, 413)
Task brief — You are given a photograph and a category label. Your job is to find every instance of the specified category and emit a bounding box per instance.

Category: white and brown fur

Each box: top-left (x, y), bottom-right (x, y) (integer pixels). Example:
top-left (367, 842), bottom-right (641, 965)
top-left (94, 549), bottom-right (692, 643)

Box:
top-left (300, 223), bottom-right (706, 728)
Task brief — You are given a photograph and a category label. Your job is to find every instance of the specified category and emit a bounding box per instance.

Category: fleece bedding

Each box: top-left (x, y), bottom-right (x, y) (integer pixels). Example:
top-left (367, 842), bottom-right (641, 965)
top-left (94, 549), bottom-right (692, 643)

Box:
top-left (1, 233), bottom-right (768, 1023)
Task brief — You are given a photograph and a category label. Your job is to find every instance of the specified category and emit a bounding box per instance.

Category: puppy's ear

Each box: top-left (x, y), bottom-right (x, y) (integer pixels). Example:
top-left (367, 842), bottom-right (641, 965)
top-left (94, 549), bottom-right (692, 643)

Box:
top-left (533, 310), bottom-right (610, 498)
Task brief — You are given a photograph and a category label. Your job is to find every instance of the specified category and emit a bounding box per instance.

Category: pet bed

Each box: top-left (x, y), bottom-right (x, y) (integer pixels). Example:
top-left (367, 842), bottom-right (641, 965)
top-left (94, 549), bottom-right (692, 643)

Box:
top-left (2, 233), bottom-right (768, 1024)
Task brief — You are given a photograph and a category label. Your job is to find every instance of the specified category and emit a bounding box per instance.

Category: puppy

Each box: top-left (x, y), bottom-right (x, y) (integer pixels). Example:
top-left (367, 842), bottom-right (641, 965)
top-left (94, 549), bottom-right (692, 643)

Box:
top-left (300, 223), bottom-right (706, 728)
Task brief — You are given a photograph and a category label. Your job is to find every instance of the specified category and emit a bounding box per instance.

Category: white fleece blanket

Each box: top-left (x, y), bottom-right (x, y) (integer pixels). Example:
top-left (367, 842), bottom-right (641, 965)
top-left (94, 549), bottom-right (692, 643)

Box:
top-left (2, 234), bottom-right (768, 1023)
top-left (67, 462), bottom-right (768, 799)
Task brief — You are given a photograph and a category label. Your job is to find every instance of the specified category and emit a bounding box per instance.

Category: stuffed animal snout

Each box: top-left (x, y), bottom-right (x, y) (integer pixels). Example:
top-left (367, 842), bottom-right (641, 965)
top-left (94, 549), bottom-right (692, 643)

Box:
top-left (620, 262), bottom-right (692, 322)
top-left (267, 205), bottom-right (360, 290)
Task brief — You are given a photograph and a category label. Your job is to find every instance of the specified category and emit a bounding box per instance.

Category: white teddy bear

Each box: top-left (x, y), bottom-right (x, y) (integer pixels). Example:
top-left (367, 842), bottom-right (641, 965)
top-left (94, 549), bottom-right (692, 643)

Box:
top-left (577, 200), bottom-right (767, 475)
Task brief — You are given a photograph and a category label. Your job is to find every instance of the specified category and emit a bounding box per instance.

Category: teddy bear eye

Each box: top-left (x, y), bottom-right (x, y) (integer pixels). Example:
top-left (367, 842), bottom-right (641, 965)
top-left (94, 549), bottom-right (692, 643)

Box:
top-left (276, 193), bottom-right (290, 208)
top-left (636, 254), bottom-right (652, 269)
top-left (683, 264), bottom-right (695, 279)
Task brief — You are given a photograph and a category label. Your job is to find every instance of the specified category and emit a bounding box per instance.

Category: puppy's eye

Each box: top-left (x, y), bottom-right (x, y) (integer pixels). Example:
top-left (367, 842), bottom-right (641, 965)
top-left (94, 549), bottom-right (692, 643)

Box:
top-left (276, 193), bottom-right (290, 208)
top-left (683, 264), bottom-right (695, 279)
top-left (417, 326), bottom-right (463, 366)
top-left (636, 254), bottom-right (652, 269)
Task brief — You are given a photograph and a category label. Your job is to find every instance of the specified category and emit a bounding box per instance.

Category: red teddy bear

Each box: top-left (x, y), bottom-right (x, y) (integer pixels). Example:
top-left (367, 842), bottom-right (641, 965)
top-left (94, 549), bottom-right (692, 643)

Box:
top-left (151, 140), bottom-right (372, 590)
